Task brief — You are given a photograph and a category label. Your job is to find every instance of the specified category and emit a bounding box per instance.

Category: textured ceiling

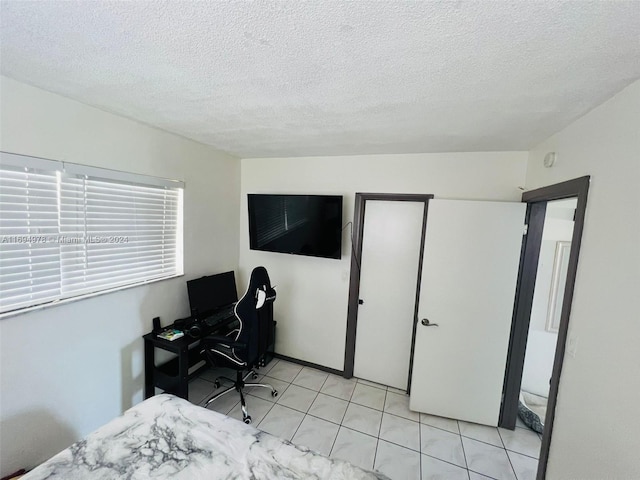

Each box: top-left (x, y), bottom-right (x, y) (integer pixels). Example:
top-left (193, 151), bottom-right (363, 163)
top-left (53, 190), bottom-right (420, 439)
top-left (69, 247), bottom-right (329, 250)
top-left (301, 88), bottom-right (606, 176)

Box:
top-left (1, 1), bottom-right (639, 158)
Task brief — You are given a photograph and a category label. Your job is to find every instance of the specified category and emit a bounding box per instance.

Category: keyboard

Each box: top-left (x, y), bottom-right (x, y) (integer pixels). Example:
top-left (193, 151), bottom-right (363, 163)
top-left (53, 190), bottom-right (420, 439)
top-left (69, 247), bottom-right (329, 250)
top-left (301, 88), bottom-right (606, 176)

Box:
top-left (203, 307), bottom-right (235, 327)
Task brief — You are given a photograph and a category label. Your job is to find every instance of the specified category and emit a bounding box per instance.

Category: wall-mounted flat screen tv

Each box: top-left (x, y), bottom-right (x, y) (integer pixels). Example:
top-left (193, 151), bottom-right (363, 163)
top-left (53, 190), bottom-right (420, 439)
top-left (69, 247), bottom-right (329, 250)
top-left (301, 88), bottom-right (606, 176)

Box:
top-left (248, 194), bottom-right (343, 259)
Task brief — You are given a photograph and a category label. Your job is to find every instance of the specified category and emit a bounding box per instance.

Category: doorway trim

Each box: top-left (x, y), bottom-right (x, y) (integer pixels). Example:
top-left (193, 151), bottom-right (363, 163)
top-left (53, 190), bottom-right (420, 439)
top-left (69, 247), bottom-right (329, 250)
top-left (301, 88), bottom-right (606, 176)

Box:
top-left (343, 193), bottom-right (434, 389)
top-left (500, 176), bottom-right (590, 480)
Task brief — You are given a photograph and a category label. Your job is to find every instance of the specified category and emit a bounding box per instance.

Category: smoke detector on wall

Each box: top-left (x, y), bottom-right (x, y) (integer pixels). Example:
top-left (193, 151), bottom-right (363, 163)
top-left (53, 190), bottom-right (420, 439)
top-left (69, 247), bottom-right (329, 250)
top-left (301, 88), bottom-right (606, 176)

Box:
top-left (543, 152), bottom-right (557, 168)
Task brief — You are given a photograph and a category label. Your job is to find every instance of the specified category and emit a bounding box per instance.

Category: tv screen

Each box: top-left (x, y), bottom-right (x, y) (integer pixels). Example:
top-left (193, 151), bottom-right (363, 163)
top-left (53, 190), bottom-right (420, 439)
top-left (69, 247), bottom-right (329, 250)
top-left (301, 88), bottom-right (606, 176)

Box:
top-left (187, 271), bottom-right (238, 317)
top-left (248, 194), bottom-right (343, 259)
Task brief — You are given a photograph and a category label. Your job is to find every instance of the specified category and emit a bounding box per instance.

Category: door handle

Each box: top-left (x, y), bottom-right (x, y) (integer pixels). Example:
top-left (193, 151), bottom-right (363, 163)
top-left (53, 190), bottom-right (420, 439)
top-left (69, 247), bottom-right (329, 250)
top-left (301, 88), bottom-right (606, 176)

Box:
top-left (421, 318), bottom-right (438, 327)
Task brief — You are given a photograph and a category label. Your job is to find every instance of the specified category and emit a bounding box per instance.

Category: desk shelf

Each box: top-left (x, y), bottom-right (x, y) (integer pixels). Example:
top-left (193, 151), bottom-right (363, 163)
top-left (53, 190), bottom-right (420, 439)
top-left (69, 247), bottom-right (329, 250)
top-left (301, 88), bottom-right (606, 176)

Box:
top-left (143, 316), bottom-right (238, 401)
top-left (154, 348), bottom-right (207, 394)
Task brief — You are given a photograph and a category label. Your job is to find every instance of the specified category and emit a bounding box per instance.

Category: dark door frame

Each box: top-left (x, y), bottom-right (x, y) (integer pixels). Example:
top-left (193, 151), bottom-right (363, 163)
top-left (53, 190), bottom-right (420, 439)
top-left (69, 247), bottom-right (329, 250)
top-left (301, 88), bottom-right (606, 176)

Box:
top-left (499, 176), bottom-right (590, 480)
top-left (343, 193), bottom-right (434, 392)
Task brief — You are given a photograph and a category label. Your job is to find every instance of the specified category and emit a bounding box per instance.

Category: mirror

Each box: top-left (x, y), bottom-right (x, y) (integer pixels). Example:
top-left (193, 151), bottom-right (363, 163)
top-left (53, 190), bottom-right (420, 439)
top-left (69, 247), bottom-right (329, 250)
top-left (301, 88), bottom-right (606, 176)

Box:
top-left (546, 241), bottom-right (571, 333)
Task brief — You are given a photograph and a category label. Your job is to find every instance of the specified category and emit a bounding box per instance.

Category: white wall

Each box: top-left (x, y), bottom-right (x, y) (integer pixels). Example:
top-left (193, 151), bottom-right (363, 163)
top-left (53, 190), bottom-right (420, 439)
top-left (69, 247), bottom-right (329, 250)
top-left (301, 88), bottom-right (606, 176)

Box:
top-left (526, 79), bottom-right (640, 479)
top-left (521, 201), bottom-right (575, 397)
top-left (240, 153), bottom-right (528, 370)
top-left (0, 77), bottom-right (240, 475)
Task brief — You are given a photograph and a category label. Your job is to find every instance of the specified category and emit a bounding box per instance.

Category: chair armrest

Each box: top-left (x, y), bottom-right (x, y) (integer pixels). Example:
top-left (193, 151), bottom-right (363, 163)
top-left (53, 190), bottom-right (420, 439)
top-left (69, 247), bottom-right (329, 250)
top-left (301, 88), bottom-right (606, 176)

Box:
top-left (202, 335), bottom-right (246, 349)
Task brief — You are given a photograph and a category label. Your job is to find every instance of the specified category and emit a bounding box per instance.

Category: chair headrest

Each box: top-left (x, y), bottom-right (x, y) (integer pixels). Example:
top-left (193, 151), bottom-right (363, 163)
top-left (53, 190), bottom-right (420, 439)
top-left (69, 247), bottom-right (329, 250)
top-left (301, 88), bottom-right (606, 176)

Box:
top-left (255, 285), bottom-right (276, 309)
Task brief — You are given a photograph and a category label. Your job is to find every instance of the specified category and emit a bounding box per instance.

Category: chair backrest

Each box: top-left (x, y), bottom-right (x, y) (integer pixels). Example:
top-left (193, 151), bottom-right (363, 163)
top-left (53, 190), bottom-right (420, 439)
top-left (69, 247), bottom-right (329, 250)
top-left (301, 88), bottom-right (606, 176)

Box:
top-left (233, 266), bottom-right (275, 366)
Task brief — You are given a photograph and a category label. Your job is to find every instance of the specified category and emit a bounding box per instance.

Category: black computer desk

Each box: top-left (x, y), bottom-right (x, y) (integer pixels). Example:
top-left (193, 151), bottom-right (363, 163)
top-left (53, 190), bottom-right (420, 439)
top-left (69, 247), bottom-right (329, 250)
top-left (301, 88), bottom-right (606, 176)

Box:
top-left (143, 314), bottom-right (237, 401)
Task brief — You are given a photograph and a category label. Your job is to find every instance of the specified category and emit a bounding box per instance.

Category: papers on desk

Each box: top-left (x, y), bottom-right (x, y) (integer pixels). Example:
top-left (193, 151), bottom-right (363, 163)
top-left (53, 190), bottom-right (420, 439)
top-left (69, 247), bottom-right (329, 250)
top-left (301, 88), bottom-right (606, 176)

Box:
top-left (157, 329), bottom-right (184, 341)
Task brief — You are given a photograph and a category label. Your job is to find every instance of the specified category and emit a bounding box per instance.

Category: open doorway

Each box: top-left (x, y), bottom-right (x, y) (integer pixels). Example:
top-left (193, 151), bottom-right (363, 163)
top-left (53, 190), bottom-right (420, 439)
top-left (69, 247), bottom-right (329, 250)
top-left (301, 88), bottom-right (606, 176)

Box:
top-left (518, 198), bottom-right (576, 434)
top-left (501, 176), bottom-right (590, 480)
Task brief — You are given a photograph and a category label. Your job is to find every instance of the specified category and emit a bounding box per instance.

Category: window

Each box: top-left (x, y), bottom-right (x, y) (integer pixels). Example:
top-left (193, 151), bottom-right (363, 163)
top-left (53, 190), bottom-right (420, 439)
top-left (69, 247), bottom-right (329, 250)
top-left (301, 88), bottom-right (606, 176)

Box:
top-left (0, 152), bottom-right (184, 316)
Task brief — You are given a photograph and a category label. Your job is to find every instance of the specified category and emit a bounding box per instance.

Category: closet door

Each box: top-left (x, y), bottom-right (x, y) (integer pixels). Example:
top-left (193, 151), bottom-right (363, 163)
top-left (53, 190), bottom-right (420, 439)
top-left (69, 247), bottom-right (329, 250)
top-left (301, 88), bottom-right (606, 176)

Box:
top-left (353, 200), bottom-right (425, 390)
top-left (410, 199), bottom-right (525, 426)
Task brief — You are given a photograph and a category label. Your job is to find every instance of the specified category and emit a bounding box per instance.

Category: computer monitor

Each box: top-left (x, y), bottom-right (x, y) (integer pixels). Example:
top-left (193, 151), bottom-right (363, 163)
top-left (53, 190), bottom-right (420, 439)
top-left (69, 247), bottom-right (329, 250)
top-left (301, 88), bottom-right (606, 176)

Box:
top-left (187, 271), bottom-right (238, 318)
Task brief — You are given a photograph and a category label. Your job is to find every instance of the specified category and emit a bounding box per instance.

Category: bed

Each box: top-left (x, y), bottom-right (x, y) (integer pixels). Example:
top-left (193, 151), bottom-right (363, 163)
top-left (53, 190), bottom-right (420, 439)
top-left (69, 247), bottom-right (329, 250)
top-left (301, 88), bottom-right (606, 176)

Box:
top-left (518, 390), bottom-right (546, 434)
top-left (22, 394), bottom-right (388, 480)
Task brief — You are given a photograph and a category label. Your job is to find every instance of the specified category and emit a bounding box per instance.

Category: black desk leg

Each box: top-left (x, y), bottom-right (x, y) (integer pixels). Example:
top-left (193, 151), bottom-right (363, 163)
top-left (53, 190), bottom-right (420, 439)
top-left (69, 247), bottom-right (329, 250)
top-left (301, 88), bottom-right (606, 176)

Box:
top-left (144, 339), bottom-right (154, 399)
top-left (177, 345), bottom-right (189, 400)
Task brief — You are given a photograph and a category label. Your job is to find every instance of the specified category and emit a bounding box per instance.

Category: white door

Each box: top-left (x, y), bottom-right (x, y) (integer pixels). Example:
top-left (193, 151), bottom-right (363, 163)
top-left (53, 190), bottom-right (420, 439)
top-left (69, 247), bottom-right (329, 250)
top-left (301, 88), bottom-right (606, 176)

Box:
top-left (410, 199), bottom-right (525, 426)
top-left (354, 200), bottom-right (425, 390)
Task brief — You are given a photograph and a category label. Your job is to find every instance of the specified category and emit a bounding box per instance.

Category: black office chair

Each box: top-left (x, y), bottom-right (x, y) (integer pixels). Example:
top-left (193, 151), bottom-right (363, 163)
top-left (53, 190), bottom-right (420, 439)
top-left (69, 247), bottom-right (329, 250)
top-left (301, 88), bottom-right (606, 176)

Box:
top-left (201, 266), bottom-right (277, 424)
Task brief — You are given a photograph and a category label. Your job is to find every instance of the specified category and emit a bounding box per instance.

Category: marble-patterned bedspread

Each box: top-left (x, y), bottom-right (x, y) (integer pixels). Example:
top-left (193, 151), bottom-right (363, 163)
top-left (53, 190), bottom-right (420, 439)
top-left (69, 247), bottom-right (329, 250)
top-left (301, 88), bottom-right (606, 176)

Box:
top-left (23, 394), bottom-right (388, 480)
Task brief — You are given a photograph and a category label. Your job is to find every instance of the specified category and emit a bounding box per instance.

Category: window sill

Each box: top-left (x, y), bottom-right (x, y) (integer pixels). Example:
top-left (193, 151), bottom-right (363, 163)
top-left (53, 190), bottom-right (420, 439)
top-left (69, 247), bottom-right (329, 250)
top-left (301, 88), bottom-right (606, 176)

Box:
top-left (0, 273), bottom-right (184, 320)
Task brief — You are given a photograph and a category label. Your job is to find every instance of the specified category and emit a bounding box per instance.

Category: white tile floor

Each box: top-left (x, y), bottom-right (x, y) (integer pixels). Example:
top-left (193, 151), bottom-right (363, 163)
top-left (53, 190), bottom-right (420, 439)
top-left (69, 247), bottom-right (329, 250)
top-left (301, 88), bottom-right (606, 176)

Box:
top-left (189, 358), bottom-right (541, 480)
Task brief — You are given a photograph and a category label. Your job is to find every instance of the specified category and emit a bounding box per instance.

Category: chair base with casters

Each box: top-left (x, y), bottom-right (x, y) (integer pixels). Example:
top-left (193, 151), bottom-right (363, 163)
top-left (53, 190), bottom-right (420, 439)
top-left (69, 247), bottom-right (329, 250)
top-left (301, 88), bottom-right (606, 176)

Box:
top-left (203, 367), bottom-right (278, 424)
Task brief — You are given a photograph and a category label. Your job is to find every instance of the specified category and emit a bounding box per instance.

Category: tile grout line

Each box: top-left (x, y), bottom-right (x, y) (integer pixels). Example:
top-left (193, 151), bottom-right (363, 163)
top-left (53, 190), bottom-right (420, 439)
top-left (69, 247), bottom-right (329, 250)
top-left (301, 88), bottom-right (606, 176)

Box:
top-left (422, 452), bottom-right (475, 473)
top-left (420, 419), bottom-right (462, 436)
top-left (346, 377), bottom-right (357, 402)
top-left (497, 427), bottom-right (520, 480)
top-left (253, 398), bottom-right (276, 429)
top-left (371, 389), bottom-right (388, 473)
top-left (255, 364), bottom-right (289, 423)
top-left (327, 390), bottom-right (350, 458)
top-left (459, 432), bottom-right (525, 452)
top-left (288, 372), bottom-right (324, 443)
top-left (506, 448), bottom-right (540, 461)
top-left (251, 362), bottom-right (292, 429)
top-left (459, 426), bottom-right (470, 476)
top-left (257, 384), bottom-right (297, 433)
top-left (467, 467), bottom-right (500, 480)
top-left (424, 417), bottom-right (544, 457)
top-left (251, 375), bottom-right (286, 428)
top-left (338, 424), bottom-right (379, 440)
top-left (333, 377), bottom-right (364, 463)
top-left (331, 424), bottom-right (432, 457)
top-left (419, 418), bottom-right (423, 480)
top-left (338, 386), bottom-right (353, 424)
top-left (356, 378), bottom-right (387, 391)
top-left (384, 409), bottom-right (419, 424)
top-left (324, 371), bottom-right (346, 457)
top-left (327, 421), bottom-right (341, 458)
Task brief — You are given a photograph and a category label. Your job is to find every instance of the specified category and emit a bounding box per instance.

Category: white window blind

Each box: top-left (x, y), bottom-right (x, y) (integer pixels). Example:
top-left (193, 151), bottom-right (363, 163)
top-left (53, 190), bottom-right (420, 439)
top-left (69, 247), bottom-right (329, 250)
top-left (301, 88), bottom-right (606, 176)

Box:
top-left (0, 152), bottom-right (184, 316)
top-left (0, 163), bottom-right (62, 312)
